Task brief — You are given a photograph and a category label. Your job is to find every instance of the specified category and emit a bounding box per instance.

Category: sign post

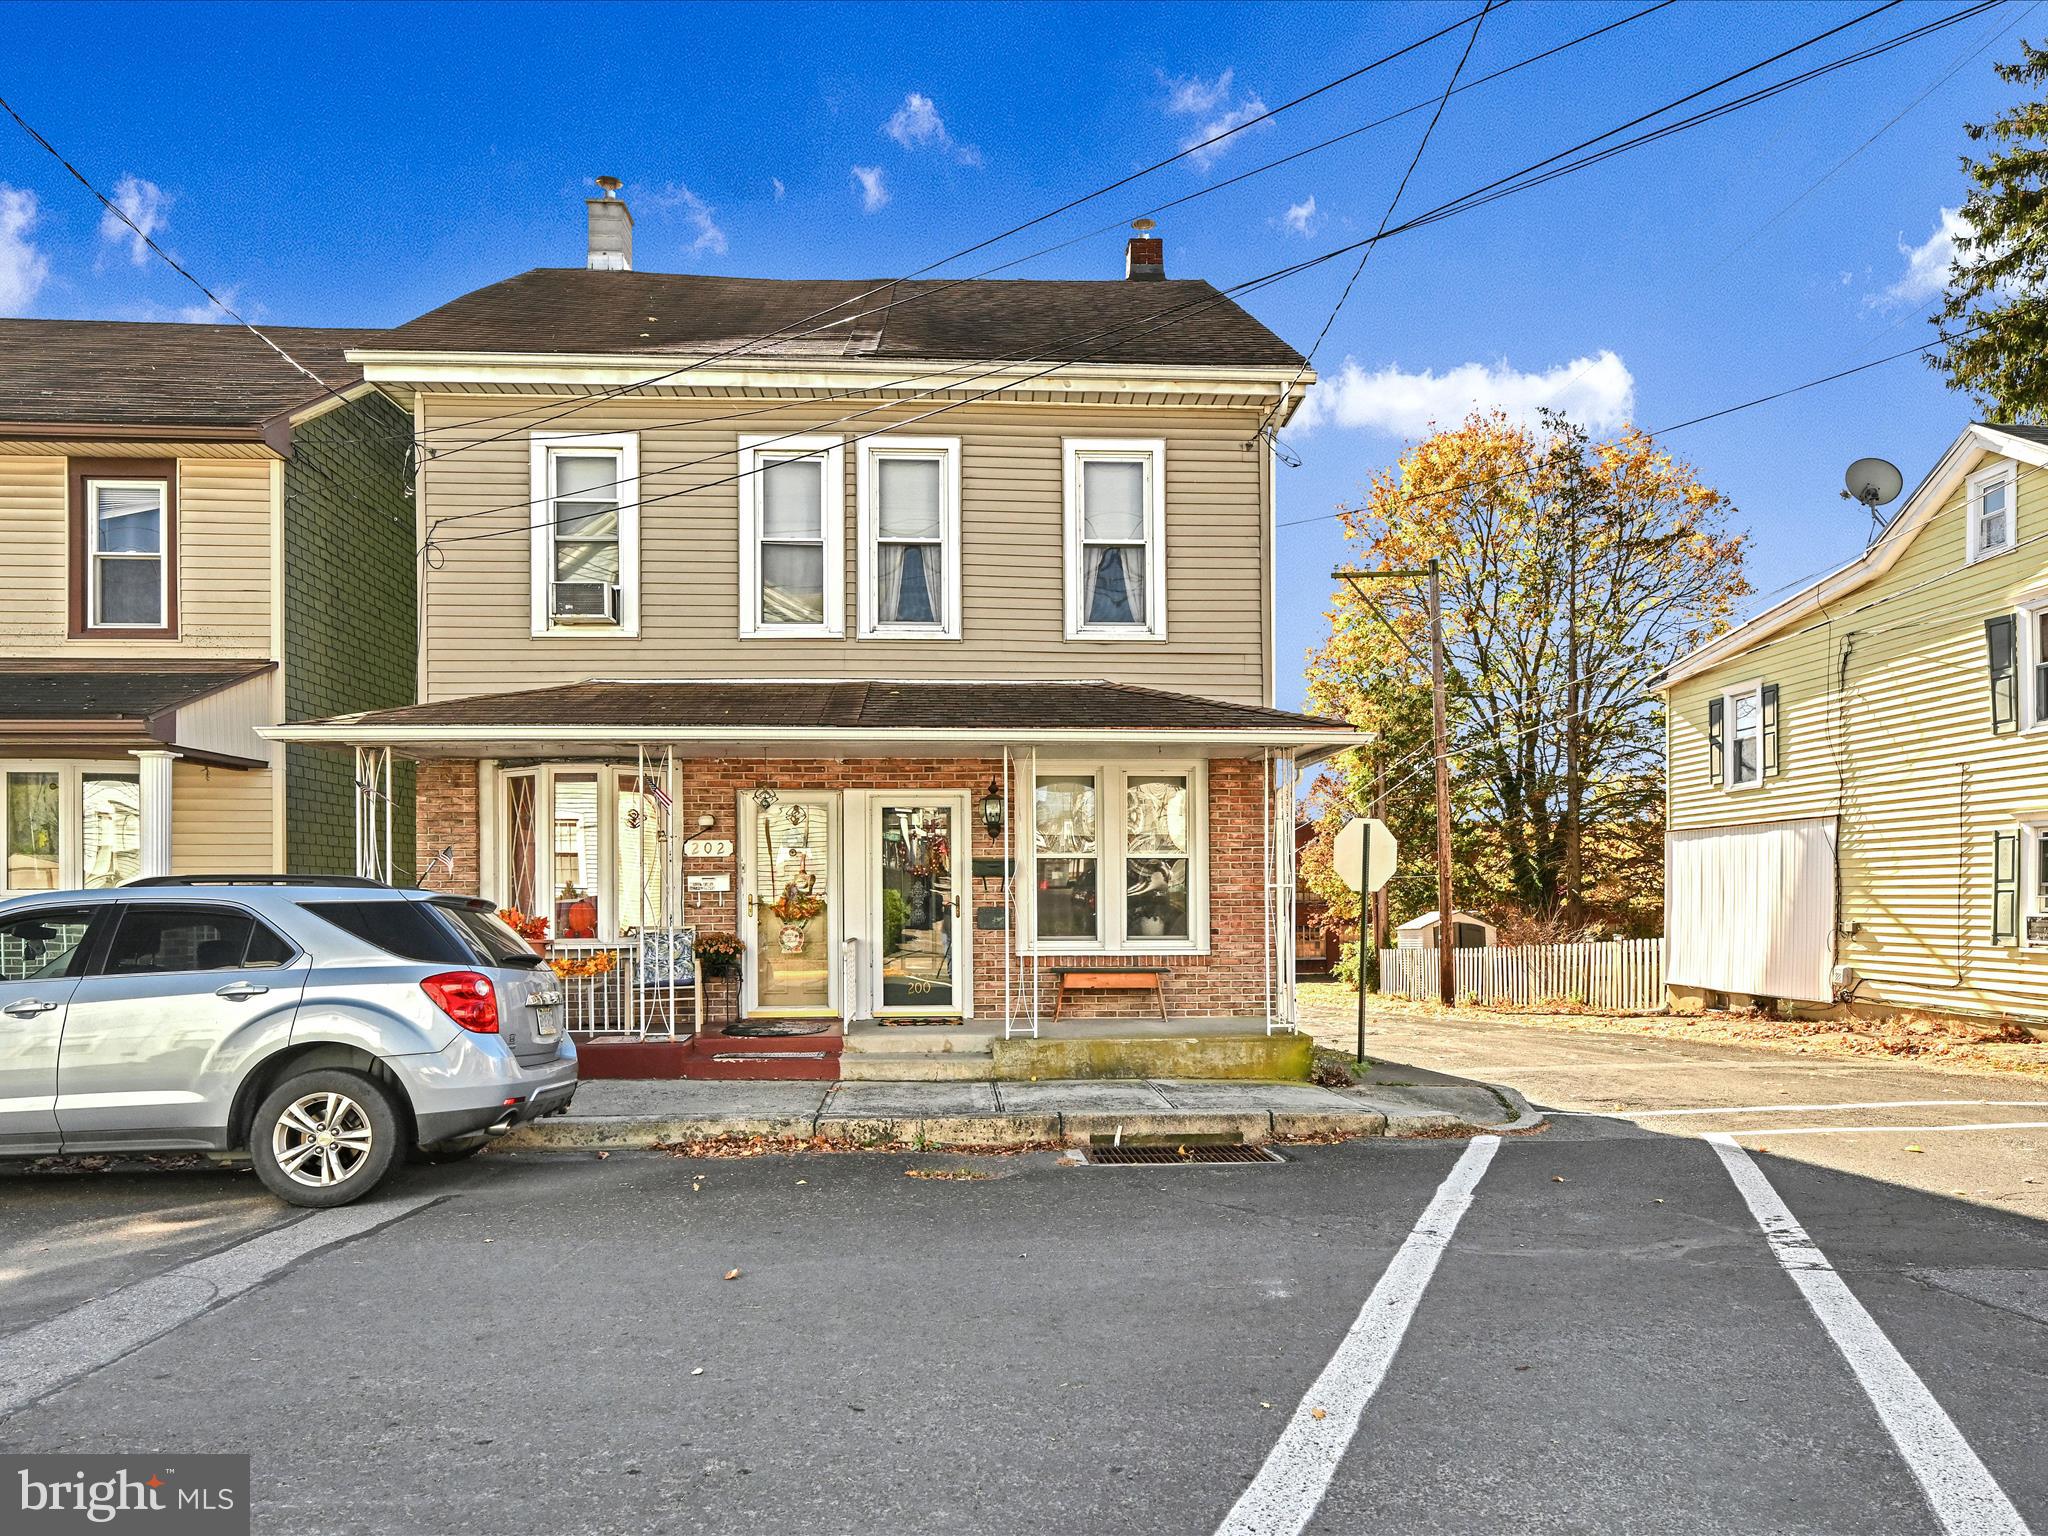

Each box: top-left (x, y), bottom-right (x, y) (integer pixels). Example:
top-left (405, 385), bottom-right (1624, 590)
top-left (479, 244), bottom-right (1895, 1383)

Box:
top-left (1334, 817), bottom-right (1398, 1063)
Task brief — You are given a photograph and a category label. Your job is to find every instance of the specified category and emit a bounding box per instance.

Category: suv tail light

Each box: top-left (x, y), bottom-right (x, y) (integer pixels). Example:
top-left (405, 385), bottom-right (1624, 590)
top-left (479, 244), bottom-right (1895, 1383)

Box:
top-left (421, 970), bottom-right (499, 1033)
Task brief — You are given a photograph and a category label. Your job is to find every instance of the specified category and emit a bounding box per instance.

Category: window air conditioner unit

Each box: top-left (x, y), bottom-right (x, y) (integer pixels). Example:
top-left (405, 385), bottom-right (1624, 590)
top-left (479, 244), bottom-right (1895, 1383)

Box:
top-left (2025, 914), bottom-right (2048, 950)
top-left (550, 581), bottom-right (620, 624)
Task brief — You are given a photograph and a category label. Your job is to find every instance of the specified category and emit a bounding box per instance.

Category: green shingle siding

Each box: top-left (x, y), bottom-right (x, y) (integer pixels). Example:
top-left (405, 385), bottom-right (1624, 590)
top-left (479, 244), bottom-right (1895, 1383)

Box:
top-left (282, 392), bottom-right (416, 875)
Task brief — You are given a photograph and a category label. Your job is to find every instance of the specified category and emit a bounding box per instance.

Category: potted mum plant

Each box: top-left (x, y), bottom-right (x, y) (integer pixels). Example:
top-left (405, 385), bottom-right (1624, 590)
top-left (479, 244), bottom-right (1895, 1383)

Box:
top-left (496, 908), bottom-right (550, 954)
top-left (696, 931), bottom-right (744, 979)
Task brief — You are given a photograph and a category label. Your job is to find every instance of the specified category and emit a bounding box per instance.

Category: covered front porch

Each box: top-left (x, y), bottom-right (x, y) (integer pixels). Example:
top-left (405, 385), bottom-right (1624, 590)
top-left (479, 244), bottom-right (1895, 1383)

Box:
top-left (266, 678), bottom-right (1362, 1078)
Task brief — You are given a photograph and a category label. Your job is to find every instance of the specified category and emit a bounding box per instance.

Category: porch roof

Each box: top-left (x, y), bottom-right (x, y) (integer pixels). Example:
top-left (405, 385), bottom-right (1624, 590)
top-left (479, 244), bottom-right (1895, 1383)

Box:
top-left (262, 678), bottom-right (1364, 757)
top-left (0, 658), bottom-right (275, 767)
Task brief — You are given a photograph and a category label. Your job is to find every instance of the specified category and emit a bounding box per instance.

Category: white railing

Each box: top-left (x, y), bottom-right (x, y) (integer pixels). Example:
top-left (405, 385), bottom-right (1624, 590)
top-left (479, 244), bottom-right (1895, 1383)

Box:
top-left (546, 944), bottom-right (699, 1038)
top-left (1376, 937), bottom-right (1665, 1012)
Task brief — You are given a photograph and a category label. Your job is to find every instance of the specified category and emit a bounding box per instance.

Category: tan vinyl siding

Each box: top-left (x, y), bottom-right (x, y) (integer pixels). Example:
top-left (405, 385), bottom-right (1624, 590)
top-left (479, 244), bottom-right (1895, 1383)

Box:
top-left (170, 761), bottom-right (276, 873)
top-left (1665, 449), bottom-right (2048, 1018)
top-left (0, 450), bottom-right (275, 656)
top-left (415, 394), bottom-right (1270, 705)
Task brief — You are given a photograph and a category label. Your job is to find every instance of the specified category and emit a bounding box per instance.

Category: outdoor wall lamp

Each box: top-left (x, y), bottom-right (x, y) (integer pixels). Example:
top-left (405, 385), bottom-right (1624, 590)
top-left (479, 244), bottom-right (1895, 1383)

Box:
top-left (980, 777), bottom-right (1005, 836)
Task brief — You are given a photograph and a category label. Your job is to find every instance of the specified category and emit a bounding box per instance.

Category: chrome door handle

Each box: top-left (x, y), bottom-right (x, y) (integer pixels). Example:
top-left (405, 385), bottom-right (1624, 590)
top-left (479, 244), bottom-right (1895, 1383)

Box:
top-left (215, 982), bottom-right (269, 1001)
top-left (1, 998), bottom-right (57, 1018)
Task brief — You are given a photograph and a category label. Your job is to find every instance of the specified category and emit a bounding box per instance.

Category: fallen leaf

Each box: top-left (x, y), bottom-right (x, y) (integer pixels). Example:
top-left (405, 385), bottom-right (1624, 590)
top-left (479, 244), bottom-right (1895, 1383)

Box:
top-left (796, 1179), bottom-right (807, 1185)
top-left (691, 1367), bottom-right (704, 1376)
top-left (1904, 1144), bottom-right (1924, 1154)
top-left (595, 1150), bottom-right (611, 1160)
top-left (1310, 1407), bottom-right (1327, 1421)
top-left (1259, 1401), bottom-right (1272, 1410)
top-left (724, 1268), bottom-right (741, 1281)
top-left (1552, 1175), bottom-right (1567, 1183)
top-left (1652, 1198), bottom-right (1665, 1204)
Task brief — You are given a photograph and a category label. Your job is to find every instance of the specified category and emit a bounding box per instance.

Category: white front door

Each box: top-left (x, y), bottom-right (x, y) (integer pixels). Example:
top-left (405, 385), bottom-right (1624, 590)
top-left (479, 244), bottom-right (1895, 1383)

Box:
top-left (868, 793), bottom-right (968, 1016)
top-left (740, 792), bottom-right (840, 1016)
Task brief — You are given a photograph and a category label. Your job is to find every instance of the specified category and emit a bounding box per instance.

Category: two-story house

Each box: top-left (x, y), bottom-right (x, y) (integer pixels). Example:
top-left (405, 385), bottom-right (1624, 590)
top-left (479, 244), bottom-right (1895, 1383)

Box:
top-left (0, 320), bottom-right (414, 893)
top-left (271, 189), bottom-right (1357, 1042)
top-left (1659, 422), bottom-right (2048, 1023)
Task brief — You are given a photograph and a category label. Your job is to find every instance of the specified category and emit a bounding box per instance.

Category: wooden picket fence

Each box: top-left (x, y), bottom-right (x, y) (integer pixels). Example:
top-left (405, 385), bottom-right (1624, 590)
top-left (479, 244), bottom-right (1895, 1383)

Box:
top-left (1375, 937), bottom-right (1665, 1012)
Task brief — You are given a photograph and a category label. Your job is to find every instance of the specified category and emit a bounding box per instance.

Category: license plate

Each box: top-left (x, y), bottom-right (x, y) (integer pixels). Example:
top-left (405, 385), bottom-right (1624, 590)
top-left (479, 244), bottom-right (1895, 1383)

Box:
top-left (528, 989), bottom-right (562, 1040)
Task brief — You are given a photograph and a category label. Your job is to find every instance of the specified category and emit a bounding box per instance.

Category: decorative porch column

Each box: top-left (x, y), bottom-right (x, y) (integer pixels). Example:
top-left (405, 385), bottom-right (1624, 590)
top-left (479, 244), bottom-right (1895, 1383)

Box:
top-left (129, 749), bottom-right (180, 880)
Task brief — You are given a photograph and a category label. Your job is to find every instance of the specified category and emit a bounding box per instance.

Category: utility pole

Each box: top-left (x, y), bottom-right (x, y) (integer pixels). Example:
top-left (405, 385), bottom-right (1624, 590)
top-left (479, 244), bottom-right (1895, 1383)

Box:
top-left (1335, 563), bottom-right (1458, 1007)
top-left (1426, 558), bottom-right (1455, 1006)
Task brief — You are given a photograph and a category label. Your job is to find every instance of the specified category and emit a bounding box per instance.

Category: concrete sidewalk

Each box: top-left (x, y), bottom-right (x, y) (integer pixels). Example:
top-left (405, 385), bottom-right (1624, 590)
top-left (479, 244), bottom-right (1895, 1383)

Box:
top-left (501, 1063), bottom-right (1540, 1151)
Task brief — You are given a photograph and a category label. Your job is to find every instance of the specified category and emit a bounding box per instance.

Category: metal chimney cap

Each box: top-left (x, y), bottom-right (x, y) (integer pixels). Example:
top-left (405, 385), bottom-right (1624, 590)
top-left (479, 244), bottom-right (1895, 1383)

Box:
top-left (1131, 217), bottom-right (1157, 233)
top-left (594, 175), bottom-right (623, 197)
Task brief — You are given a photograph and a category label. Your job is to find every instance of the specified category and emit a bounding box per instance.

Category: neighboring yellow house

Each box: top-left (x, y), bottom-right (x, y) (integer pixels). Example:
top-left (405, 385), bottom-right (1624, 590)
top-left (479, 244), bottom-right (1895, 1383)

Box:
top-left (1659, 422), bottom-right (2048, 1022)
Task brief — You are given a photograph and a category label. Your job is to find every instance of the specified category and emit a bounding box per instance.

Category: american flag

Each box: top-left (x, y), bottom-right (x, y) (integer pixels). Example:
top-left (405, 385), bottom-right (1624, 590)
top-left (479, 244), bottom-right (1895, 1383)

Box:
top-left (644, 779), bottom-right (674, 812)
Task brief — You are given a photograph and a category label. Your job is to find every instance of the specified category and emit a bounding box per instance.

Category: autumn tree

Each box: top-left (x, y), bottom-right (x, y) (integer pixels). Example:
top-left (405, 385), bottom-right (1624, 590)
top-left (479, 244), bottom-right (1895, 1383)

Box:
top-left (1304, 410), bottom-right (1748, 948)
top-left (1931, 40), bottom-right (2048, 418)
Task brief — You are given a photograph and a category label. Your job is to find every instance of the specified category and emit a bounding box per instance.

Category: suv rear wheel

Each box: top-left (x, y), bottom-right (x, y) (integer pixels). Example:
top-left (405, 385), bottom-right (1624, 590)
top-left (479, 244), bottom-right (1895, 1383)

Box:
top-left (250, 1069), bottom-right (401, 1208)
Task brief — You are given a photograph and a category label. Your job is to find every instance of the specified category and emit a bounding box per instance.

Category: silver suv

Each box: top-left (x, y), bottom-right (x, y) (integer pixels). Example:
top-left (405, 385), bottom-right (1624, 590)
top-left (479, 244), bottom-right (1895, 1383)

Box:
top-left (0, 878), bottom-right (577, 1207)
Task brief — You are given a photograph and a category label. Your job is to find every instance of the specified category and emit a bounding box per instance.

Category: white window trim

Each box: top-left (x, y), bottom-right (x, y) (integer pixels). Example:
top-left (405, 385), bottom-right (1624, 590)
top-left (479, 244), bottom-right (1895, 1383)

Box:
top-left (0, 759), bottom-right (144, 895)
top-left (1024, 759), bottom-right (1208, 955)
top-left (1062, 437), bottom-right (1167, 641)
top-left (2019, 596), bottom-right (2048, 732)
top-left (1721, 681), bottom-right (1765, 791)
top-left (493, 763), bottom-right (666, 945)
top-left (1966, 458), bottom-right (2017, 565)
top-left (739, 434), bottom-right (845, 639)
top-left (2022, 822), bottom-right (2048, 949)
top-left (855, 434), bottom-right (962, 640)
top-left (85, 478), bottom-right (170, 631)
top-left (528, 432), bottom-right (640, 638)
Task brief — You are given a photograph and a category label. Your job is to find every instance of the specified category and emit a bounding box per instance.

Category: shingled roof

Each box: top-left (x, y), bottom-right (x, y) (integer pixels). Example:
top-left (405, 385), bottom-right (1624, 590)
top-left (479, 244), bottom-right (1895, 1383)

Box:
top-left (283, 679), bottom-right (1352, 740)
top-left (364, 269), bottom-right (1305, 371)
top-left (0, 320), bottom-right (375, 433)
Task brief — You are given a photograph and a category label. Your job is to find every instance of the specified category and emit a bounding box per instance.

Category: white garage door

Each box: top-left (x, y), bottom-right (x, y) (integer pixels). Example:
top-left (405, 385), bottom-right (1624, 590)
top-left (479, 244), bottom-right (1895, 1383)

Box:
top-left (1666, 817), bottom-right (1837, 1003)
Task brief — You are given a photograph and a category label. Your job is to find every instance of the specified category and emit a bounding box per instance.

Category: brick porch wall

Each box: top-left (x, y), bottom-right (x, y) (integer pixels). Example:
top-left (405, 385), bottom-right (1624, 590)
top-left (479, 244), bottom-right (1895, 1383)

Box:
top-left (413, 753), bottom-right (1282, 1021)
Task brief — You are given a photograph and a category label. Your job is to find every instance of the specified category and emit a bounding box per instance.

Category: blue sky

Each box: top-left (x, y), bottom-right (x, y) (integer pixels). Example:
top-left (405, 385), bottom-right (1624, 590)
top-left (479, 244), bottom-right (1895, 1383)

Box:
top-left (0, 0), bottom-right (2024, 705)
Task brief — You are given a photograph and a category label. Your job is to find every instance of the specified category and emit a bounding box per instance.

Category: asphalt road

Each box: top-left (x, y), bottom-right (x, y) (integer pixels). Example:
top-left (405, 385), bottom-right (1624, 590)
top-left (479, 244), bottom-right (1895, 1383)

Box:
top-left (2, 1083), bottom-right (2044, 1535)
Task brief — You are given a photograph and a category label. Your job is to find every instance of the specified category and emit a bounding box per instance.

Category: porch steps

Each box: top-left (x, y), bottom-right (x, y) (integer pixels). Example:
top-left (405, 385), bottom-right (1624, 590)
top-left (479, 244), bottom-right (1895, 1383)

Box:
top-left (838, 1051), bottom-right (993, 1082)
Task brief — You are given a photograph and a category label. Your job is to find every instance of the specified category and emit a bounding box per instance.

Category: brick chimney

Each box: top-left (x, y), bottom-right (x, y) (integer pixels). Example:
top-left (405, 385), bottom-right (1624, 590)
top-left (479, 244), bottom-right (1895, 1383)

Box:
top-left (586, 176), bottom-right (633, 271)
top-left (1125, 218), bottom-right (1164, 281)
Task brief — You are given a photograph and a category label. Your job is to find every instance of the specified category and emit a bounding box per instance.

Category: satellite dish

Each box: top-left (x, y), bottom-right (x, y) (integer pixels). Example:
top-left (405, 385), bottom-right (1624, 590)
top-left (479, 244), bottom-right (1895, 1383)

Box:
top-left (1843, 457), bottom-right (1903, 509)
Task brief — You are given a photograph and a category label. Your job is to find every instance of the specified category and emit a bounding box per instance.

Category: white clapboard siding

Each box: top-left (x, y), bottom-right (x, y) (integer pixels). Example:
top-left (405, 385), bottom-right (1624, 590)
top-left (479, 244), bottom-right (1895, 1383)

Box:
top-left (1375, 938), bottom-right (1666, 1012)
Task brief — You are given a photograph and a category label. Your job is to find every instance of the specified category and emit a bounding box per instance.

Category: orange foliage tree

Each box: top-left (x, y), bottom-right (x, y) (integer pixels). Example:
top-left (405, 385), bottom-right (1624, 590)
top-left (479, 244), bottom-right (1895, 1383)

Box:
top-left (1305, 410), bottom-right (1748, 945)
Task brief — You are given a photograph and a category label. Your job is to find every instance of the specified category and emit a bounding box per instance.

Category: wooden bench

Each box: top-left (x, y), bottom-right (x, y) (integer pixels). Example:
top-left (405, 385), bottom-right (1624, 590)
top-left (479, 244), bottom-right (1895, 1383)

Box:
top-left (1048, 965), bottom-right (1171, 1022)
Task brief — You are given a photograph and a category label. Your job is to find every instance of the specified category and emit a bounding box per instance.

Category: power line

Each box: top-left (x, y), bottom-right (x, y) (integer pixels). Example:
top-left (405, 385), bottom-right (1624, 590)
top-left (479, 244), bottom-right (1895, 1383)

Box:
top-left (1258, 0), bottom-right (1499, 441)
top-left (406, 5), bottom-right (1496, 461)
top-left (425, 0), bottom-right (1988, 553)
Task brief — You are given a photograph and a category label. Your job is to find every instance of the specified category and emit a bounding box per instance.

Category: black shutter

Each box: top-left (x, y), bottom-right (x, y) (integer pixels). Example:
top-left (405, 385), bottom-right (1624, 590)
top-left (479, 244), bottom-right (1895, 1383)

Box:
top-left (1993, 830), bottom-right (2022, 945)
top-left (1761, 683), bottom-right (1781, 776)
top-left (1987, 616), bottom-right (2019, 734)
top-left (1707, 696), bottom-right (1725, 786)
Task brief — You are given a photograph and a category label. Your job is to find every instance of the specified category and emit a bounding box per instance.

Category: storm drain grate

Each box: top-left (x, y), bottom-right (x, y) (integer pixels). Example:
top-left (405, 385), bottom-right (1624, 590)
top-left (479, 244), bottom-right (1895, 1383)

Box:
top-left (1083, 1144), bottom-right (1286, 1166)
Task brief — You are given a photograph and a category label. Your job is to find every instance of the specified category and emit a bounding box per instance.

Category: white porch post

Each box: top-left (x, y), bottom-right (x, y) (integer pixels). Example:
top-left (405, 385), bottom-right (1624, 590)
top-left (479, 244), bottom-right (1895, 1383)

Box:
top-left (130, 749), bottom-right (179, 879)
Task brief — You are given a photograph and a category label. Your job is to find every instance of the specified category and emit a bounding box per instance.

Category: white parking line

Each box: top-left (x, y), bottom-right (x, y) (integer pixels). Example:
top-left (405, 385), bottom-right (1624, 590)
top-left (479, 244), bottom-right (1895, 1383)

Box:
top-left (0, 1194), bottom-right (438, 1419)
top-left (1708, 1135), bottom-right (2030, 1535)
top-left (1556, 1101), bottom-right (2048, 1119)
top-left (1216, 1135), bottom-right (1499, 1536)
top-left (1714, 1122), bottom-right (2048, 1138)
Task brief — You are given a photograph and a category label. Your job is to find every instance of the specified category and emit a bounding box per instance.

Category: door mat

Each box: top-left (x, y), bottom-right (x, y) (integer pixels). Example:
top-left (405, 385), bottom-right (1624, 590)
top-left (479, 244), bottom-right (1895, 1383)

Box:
top-left (879, 1017), bottom-right (965, 1027)
top-left (724, 1020), bottom-right (835, 1037)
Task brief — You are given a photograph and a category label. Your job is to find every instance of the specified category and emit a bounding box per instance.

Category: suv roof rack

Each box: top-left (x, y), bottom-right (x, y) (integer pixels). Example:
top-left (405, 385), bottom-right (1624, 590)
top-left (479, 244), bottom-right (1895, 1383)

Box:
top-left (123, 875), bottom-right (399, 888)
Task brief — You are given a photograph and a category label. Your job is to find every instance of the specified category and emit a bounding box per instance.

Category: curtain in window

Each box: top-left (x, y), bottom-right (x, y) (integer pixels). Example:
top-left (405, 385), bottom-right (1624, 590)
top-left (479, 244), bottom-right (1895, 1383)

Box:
top-left (81, 775), bottom-right (141, 888)
top-left (1125, 774), bottom-right (1189, 940)
top-left (1081, 460), bottom-right (1147, 626)
top-left (1034, 774), bottom-right (1099, 940)
top-left (552, 454), bottom-right (621, 585)
top-left (877, 457), bottom-right (942, 625)
top-left (615, 776), bottom-right (665, 934)
top-left (761, 458), bottom-right (826, 623)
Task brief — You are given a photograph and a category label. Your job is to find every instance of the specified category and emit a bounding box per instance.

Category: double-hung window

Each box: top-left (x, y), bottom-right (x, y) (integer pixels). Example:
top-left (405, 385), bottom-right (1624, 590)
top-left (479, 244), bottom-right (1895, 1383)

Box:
top-left (858, 436), bottom-right (960, 638)
top-left (1968, 459), bottom-right (2016, 564)
top-left (496, 764), bottom-right (668, 944)
top-left (529, 433), bottom-right (639, 635)
top-left (1063, 438), bottom-right (1166, 640)
top-left (740, 435), bottom-right (844, 637)
top-left (69, 458), bottom-right (175, 637)
top-left (1028, 762), bottom-right (1206, 952)
top-left (1713, 682), bottom-right (1774, 790)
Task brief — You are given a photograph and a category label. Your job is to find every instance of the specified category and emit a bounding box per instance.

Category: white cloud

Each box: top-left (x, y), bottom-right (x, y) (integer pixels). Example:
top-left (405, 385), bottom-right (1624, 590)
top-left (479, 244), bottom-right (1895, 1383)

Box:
top-left (1884, 205), bottom-right (1968, 305)
top-left (1165, 68), bottom-right (1234, 117)
top-left (882, 91), bottom-right (982, 166)
top-left (1283, 195), bottom-right (1318, 237)
top-left (652, 182), bottom-right (728, 255)
top-left (851, 164), bottom-right (890, 213)
top-left (772, 177), bottom-right (786, 201)
top-left (98, 173), bottom-right (169, 265)
top-left (0, 185), bottom-right (49, 314)
top-left (1294, 351), bottom-right (1637, 438)
top-left (1163, 67), bottom-right (1272, 170)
